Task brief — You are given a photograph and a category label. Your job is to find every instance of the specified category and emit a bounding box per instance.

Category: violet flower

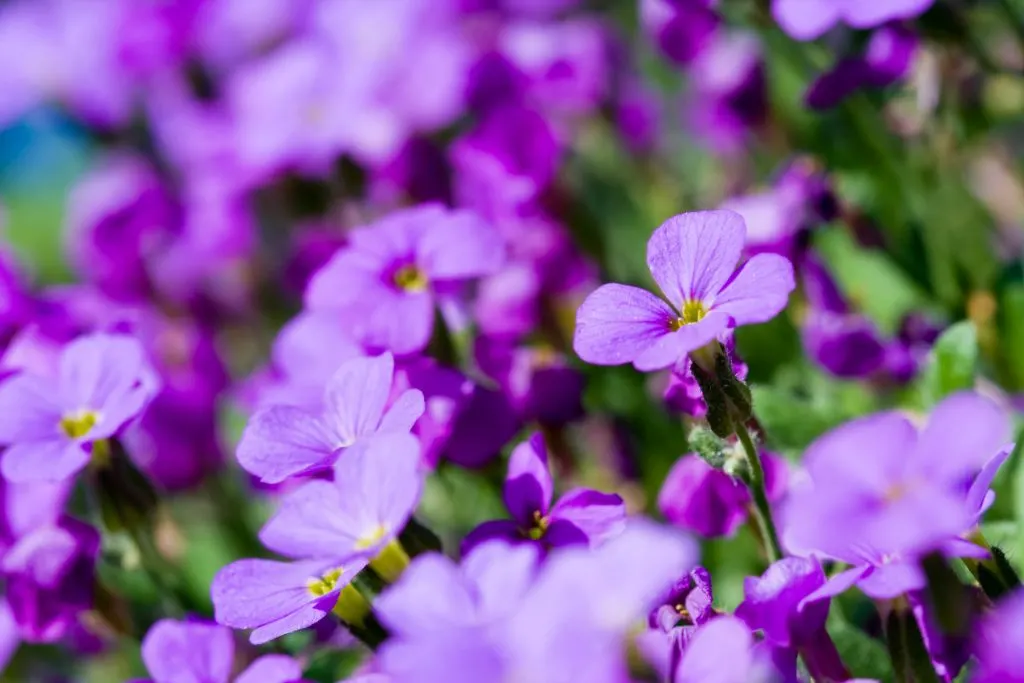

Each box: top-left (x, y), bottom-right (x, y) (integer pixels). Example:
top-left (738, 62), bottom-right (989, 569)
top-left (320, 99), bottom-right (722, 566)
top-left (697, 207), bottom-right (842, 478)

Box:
top-left (306, 204), bottom-right (505, 356)
top-left (639, 0), bottom-right (719, 66)
top-left (806, 25), bottom-right (918, 110)
top-left (211, 554), bottom-right (369, 645)
top-left (138, 618), bottom-right (306, 683)
top-left (784, 392), bottom-right (1011, 601)
top-left (974, 588), bottom-right (1024, 683)
top-left (673, 616), bottom-right (773, 683)
top-left (461, 432), bottom-right (626, 554)
top-left (259, 434), bottom-right (423, 561)
top-left (773, 0), bottom-right (934, 41)
top-left (649, 566), bottom-right (716, 637)
top-left (0, 332), bottom-right (158, 482)
top-left (573, 210), bottom-right (795, 371)
top-left (236, 353), bottom-right (424, 484)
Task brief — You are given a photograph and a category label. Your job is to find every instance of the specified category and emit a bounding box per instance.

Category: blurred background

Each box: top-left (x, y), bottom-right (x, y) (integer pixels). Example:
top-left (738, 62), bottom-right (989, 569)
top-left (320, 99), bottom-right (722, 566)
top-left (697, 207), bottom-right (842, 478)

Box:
top-left (2, 0), bottom-right (1024, 680)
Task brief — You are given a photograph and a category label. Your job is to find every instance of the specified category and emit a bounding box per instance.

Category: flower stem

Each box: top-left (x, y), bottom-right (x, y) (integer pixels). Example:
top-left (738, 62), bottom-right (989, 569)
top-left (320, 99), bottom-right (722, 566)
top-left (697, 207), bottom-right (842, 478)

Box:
top-left (735, 425), bottom-right (783, 563)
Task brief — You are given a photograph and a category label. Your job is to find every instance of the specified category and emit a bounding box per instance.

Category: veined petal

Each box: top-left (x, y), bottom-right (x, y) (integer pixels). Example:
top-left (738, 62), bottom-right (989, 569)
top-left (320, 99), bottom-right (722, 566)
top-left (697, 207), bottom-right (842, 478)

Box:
top-left (259, 481), bottom-right (359, 560)
top-left (573, 284), bottom-right (676, 366)
top-left (633, 312), bottom-right (730, 371)
top-left (647, 210), bottom-right (745, 306)
top-left (324, 353), bottom-right (394, 444)
top-left (378, 389), bottom-right (426, 434)
top-left (211, 558), bottom-right (328, 630)
top-left (236, 406), bottom-right (338, 483)
top-left (711, 253), bottom-right (795, 326)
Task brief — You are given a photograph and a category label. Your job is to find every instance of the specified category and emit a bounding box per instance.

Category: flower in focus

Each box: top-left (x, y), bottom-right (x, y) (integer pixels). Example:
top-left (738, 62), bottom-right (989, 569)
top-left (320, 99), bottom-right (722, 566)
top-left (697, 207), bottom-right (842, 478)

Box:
top-left (306, 204), bottom-right (505, 356)
top-left (783, 392), bottom-right (1011, 600)
top-left (574, 210), bottom-right (795, 371)
top-left (773, 0), bottom-right (934, 41)
top-left (137, 618), bottom-right (306, 683)
top-left (236, 353), bottom-right (424, 483)
top-left (0, 333), bottom-right (157, 482)
top-left (258, 434), bottom-right (423, 561)
top-left (462, 432), bottom-right (626, 554)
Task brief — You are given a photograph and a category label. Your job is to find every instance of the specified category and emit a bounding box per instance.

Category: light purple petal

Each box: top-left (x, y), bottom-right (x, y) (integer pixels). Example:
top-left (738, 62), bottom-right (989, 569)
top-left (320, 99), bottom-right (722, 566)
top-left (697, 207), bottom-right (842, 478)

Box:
top-left (140, 619), bottom-right (234, 683)
top-left (573, 284), bottom-right (676, 366)
top-left (803, 412), bottom-right (916, 494)
top-left (633, 311), bottom-right (730, 371)
top-left (461, 540), bottom-right (540, 621)
top-left (235, 655), bottom-right (303, 683)
top-left (913, 392), bottom-right (1010, 484)
top-left (0, 374), bottom-right (63, 444)
top-left (798, 565), bottom-right (871, 608)
top-left (504, 433), bottom-right (554, 525)
top-left (259, 481), bottom-right (359, 560)
top-left (249, 601), bottom-right (333, 645)
top-left (1, 439), bottom-right (90, 483)
top-left (375, 553), bottom-right (477, 635)
top-left (378, 627), bottom-right (504, 683)
top-left (842, 0), bottom-right (934, 28)
top-left (941, 537), bottom-right (989, 560)
top-left (675, 616), bottom-right (755, 683)
top-left (304, 248), bottom-right (384, 311)
top-left (711, 253), bottom-right (795, 326)
top-left (856, 562), bottom-right (925, 599)
top-left (378, 389), bottom-right (426, 434)
top-left (416, 210), bottom-right (505, 281)
top-left (549, 488), bottom-right (627, 546)
top-left (647, 210), bottom-right (745, 306)
top-left (324, 353), bottom-right (395, 444)
top-left (772, 0), bottom-right (840, 40)
top-left (235, 405), bottom-right (338, 483)
top-left (966, 445), bottom-right (1012, 520)
top-left (211, 558), bottom-right (335, 629)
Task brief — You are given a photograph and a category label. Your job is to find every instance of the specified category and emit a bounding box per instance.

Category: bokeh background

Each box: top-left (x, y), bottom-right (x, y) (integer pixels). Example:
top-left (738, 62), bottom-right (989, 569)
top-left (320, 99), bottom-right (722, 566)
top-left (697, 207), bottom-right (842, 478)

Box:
top-left (2, 0), bottom-right (1024, 680)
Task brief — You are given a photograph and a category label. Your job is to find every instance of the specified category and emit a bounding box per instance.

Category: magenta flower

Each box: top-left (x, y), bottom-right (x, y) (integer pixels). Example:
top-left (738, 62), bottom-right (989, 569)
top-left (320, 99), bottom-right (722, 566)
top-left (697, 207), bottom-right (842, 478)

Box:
top-left (211, 554), bottom-right (369, 645)
top-left (259, 434), bottom-right (423, 560)
top-left (306, 204), bottom-right (505, 356)
top-left (573, 210), bottom-right (795, 371)
top-left (0, 333), bottom-right (157, 482)
top-left (138, 619), bottom-right (306, 683)
top-left (461, 432), bottom-right (626, 554)
top-left (237, 353), bottom-right (424, 484)
top-left (773, 0), bottom-right (933, 41)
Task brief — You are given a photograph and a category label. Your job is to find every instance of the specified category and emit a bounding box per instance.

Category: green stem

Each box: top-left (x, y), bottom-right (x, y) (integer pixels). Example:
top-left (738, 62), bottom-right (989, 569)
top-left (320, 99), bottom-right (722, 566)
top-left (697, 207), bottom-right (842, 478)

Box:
top-left (735, 425), bottom-right (783, 563)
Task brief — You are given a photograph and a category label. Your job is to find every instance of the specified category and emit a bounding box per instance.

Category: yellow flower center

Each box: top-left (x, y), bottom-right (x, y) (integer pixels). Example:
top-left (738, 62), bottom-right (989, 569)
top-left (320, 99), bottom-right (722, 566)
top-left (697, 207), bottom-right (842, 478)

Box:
top-left (307, 567), bottom-right (345, 597)
top-left (393, 264), bottom-right (429, 292)
top-left (669, 300), bottom-right (707, 331)
top-left (60, 410), bottom-right (99, 440)
top-left (527, 510), bottom-right (549, 541)
top-left (354, 524), bottom-right (389, 551)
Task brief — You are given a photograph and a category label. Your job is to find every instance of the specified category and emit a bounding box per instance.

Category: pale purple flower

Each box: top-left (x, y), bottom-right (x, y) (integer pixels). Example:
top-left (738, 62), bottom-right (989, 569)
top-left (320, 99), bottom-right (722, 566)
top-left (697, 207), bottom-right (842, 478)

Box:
top-left (139, 619), bottom-right (306, 683)
top-left (674, 617), bottom-right (772, 683)
top-left (237, 353), bottom-right (424, 484)
top-left (461, 432), bottom-right (626, 554)
top-left (259, 434), bottom-right (423, 560)
top-left (574, 210), bottom-right (795, 371)
top-left (211, 554), bottom-right (369, 645)
top-left (974, 589), bottom-right (1024, 683)
top-left (784, 392), bottom-right (1011, 600)
top-left (306, 204), bottom-right (505, 356)
top-left (773, 0), bottom-right (934, 41)
top-left (0, 333), bottom-right (157, 482)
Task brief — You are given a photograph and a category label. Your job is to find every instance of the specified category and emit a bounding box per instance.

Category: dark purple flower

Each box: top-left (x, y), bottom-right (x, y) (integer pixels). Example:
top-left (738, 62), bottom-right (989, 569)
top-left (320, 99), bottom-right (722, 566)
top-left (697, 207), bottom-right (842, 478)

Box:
top-left (462, 432), bottom-right (626, 553)
top-left (806, 25), bottom-right (918, 110)
top-left (639, 0), bottom-right (719, 65)
top-left (649, 566), bottom-right (716, 636)
top-left (476, 339), bottom-right (585, 425)
top-left (574, 210), bottom-right (795, 371)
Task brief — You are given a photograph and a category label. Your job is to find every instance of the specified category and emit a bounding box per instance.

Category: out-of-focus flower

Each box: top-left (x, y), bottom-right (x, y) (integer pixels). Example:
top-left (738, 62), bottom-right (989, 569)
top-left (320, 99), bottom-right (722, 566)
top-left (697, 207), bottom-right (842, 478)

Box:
top-left (784, 392), bottom-right (1011, 599)
top-left (687, 32), bottom-right (767, 152)
top-left (306, 204), bottom-right (505, 356)
top-left (0, 333), bottom-right (157, 482)
top-left (462, 432), bottom-right (625, 553)
top-left (806, 25), bottom-right (918, 110)
top-left (658, 451), bottom-right (787, 538)
top-left (673, 616), bottom-right (773, 683)
top-left (574, 210), bottom-right (795, 371)
top-left (639, 0), bottom-right (719, 66)
top-left (237, 353), bottom-right (424, 483)
top-left (974, 589), bottom-right (1024, 683)
top-left (476, 340), bottom-right (585, 425)
top-left (773, 0), bottom-right (933, 41)
top-left (259, 434), bottom-right (423, 560)
top-left (137, 619), bottom-right (306, 683)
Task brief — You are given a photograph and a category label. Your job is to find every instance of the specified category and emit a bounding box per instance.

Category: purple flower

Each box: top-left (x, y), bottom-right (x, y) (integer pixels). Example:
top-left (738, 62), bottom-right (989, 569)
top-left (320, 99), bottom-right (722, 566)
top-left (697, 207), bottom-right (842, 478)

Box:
top-left (773, 0), bottom-right (934, 41)
top-left (475, 340), bottom-right (585, 425)
top-left (658, 451), bottom-right (787, 538)
top-left (974, 589), bottom-right (1024, 683)
top-left (686, 33), bottom-right (767, 152)
top-left (573, 210), bottom-right (795, 371)
top-left (674, 616), bottom-right (772, 683)
top-left (3, 517), bottom-right (98, 643)
top-left (306, 204), bottom-right (505, 356)
top-left (461, 432), bottom-right (626, 554)
top-left (806, 25), bottom-right (918, 109)
top-left (649, 566), bottom-right (716, 635)
top-left (0, 333), bottom-right (158, 482)
top-left (663, 335), bottom-right (747, 418)
top-left (139, 618), bottom-right (306, 683)
top-left (783, 392), bottom-right (1011, 599)
top-left (259, 433), bottom-right (423, 560)
top-left (237, 353), bottom-right (424, 484)
top-left (211, 554), bottom-right (369, 645)
top-left (639, 0), bottom-right (719, 66)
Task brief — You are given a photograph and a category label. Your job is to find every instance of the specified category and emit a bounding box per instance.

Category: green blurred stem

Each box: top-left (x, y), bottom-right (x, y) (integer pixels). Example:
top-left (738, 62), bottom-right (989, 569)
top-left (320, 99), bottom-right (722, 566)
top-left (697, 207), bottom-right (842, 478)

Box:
top-left (735, 425), bottom-right (783, 563)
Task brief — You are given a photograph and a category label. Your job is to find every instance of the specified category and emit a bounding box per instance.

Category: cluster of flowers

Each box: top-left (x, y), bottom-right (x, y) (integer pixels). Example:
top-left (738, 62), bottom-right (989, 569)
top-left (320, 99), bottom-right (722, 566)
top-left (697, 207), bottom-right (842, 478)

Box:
top-left (0, 0), bottom-right (1020, 681)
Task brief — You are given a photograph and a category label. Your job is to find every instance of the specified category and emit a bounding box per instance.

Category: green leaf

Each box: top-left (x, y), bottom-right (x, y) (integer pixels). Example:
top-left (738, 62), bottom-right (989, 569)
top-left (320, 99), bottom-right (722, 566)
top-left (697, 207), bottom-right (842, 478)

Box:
top-left (915, 321), bottom-right (979, 407)
top-left (829, 619), bottom-right (895, 683)
top-left (886, 609), bottom-right (941, 683)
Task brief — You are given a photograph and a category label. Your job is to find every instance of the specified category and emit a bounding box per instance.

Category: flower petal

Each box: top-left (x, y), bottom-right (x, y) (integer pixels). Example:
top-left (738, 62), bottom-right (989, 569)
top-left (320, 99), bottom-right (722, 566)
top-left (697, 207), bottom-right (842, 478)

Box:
top-left (236, 406), bottom-right (338, 483)
top-left (235, 655), bottom-right (304, 683)
top-left (378, 389), bottom-right (426, 434)
top-left (460, 520), bottom-right (521, 556)
top-left (914, 392), bottom-right (1011, 484)
top-left (549, 488), bottom-right (627, 546)
top-left (259, 481), bottom-right (358, 560)
top-left (573, 284), bottom-right (676, 366)
top-left (856, 562), bottom-right (925, 599)
top-left (416, 209), bottom-right (505, 281)
top-left (646, 210), bottom-right (745, 306)
top-left (1, 440), bottom-right (89, 483)
top-left (504, 433), bottom-right (553, 525)
top-left (0, 374), bottom-right (63, 444)
top-left (324, 353), bottom-right (395, 444)
top-left (140, 620), bottom-right (234, 683)
top-left (711, 253), bottom-right (795, 326)
top-left (633, 312), bottom-right (730, 371)
top-left (798, 565), bottom-right (871, 608)
top-left (211, 558), bottom-right (331, 629)
top-left (249, 601), bottom-right (332, 645)
top-left (374, 553), bottom-right (476, 636)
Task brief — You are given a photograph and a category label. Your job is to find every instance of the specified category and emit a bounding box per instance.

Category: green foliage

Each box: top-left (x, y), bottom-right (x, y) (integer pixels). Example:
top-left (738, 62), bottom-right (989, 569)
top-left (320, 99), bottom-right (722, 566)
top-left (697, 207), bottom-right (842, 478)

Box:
top-left (913, 321), bottom-right (980, 407)
top-left (828, 616), bottom-right (895, 683)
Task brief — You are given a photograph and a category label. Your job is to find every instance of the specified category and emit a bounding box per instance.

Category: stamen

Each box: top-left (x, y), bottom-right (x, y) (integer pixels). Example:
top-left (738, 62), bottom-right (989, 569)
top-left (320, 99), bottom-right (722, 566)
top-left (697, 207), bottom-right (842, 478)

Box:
top-left (60, 410), bottom-right (99, 440)
top-left (393, 264), bottom-right (429, 293)
top-left (307, 567), bottom-right (345, 597)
